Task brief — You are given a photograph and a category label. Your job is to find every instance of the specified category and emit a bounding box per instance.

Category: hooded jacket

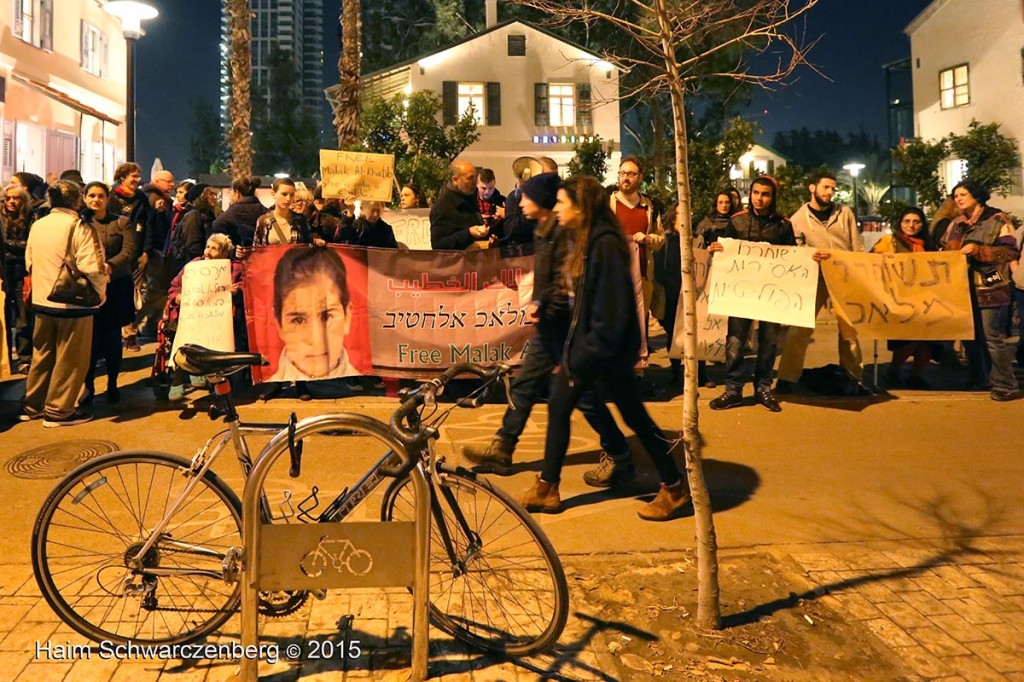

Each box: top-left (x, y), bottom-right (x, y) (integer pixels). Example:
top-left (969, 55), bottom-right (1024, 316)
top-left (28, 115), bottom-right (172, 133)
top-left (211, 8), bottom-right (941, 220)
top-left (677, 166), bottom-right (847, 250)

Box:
top-left (790, 202), bottom-right (863, 253)
top-left (724, 184), bottom-right (796, 247)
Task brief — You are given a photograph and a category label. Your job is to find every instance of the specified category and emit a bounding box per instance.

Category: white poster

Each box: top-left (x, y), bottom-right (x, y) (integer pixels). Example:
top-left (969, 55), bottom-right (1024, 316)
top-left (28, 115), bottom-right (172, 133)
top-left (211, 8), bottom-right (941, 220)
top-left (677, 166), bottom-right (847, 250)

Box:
top-left (170, 259), bottom-right (234, 365)
top-left (387, 208), bottom-right (433, 250)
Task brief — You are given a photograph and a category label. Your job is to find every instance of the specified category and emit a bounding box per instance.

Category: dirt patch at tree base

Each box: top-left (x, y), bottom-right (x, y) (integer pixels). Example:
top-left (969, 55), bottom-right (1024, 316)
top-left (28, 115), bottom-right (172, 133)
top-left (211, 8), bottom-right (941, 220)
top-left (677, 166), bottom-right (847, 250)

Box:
top-left (564, 550), bottom-right (910, 681)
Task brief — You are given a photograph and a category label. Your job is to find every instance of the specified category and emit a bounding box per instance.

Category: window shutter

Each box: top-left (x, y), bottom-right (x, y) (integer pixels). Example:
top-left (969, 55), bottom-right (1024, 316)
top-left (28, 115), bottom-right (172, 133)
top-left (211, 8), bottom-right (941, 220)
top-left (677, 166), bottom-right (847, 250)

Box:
top-left (576, 83), bottom-right (592, 128)
top-left (442, 80), bottom-right (457, 124)
top-left (80, 20), bottom-right (88, 67)
top-left (485, 82), bottom-right (501, 126)
top-left (40, 0), bottom-right (53, 50)
top-left (534, 83), bottom-right (549, 126)
top-left (100, 32), bottom-right (109, 78)
top-left (14, 1), bottom-right (23, 39)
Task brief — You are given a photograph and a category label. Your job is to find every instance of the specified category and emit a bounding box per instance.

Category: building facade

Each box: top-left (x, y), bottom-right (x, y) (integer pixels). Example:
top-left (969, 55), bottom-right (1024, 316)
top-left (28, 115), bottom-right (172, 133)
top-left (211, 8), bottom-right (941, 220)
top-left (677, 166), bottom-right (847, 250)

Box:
top-left (345, 19), bottom-right (622, 193)
top-left (219, 0), bottom-right (325, 132)
top-left (1, 0), bottom-right (127, 183)
top-left (906, 0), bottom-right (1024, 215)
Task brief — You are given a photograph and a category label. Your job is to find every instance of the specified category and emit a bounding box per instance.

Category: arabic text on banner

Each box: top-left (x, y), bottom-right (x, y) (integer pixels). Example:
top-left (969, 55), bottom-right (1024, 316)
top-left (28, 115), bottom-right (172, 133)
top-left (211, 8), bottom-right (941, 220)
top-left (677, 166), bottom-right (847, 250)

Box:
top-left (170, 259), bottom-right (235, 366)
top-left (319, 150), bottom-right (395, 202)
top-left (387, 208), bottom-right (432, 250)
top-left (820, 250), bottom-right (974, 340)
top-left (707, 238), bottom-right (819, 328)
top-left (669, 248), bottom-right (727, 362)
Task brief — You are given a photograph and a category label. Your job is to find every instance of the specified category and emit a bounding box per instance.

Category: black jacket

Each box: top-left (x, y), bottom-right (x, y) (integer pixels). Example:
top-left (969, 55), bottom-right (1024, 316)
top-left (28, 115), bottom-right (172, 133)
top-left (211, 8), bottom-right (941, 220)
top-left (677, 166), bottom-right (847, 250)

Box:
top-left (107, 186), bottom-right (151, 260)
top-left (724, 210), bottom-right (796, 247)
top-left (695, 213), bottom-right (732, 248)
top-left (564, 216), bottom-right (642, 377)
top-left (430, 183), bottom-right (483, 250)
top-left (142, 183), bottom-right (173, 257)
top-left (335, 217), bottom-right (398, 249)
top-left (171, 207), bottom-right (214, 273)
top-left (211, 195), bottom-right (268, 247)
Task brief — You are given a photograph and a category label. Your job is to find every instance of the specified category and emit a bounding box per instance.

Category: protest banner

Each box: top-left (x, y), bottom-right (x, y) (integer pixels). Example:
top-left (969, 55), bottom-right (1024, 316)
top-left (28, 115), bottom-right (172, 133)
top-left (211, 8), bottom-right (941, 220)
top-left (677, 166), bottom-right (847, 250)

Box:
top-left (820, 250), bottom-right (974, 340)
top-left (170, 259), bottom-right (235, 366)
top-left (669, 248), bottom-right (727, 362)
top-left (320, 150), bottom-right (395, 202)
top-left (707, 238), bottom-right (818, 328)
top-left (387, 208), bottom-right (432, 250)
top-left (367, 248), bottom-right (535, 375)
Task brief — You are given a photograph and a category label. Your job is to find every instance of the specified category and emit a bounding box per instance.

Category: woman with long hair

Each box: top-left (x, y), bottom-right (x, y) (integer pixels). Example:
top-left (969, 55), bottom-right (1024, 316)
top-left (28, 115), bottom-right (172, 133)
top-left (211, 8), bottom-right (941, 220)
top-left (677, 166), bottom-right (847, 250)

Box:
top-left (872, 207), bottom-right (942, 388)
top-left (399, 183), bottom-right (427, 209)
top-left (518, 176), bottom-right (691, 521)
top-left (81, 182), bottom-right (136, 404)
top-left (695, 190), bottom-right (736, 248)
top-left (1, 183), bottom-right (35, 371)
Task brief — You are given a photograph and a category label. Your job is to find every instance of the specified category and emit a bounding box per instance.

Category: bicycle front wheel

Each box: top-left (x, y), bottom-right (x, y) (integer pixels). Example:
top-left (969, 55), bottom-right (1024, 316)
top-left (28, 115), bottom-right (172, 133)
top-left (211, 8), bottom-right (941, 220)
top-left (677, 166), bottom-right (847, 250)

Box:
top-left (381, 469), bottom-right (569, 656)
top-left (32, 451), bottom-right (242, 645)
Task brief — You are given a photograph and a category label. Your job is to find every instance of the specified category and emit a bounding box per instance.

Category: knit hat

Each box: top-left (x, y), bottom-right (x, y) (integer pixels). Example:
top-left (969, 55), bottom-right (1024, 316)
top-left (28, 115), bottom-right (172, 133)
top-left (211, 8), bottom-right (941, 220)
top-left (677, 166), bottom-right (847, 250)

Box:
top-left (521, 172), bottom-right (560, 211)
top-left (186, 183), bottom-right (210, 203)
top-left (59, 169), bottom-right (85, 187)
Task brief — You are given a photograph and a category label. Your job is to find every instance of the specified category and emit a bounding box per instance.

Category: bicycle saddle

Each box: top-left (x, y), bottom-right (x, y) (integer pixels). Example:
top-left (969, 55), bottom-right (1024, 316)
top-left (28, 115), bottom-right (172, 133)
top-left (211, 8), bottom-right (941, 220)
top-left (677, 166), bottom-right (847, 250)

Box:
top-left (174, 344), bottom-right (269, 376)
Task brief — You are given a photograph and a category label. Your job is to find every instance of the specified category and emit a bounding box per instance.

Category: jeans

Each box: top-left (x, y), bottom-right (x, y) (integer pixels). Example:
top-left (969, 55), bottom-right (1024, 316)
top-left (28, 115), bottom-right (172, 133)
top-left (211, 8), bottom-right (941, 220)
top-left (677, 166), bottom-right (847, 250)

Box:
top-left (541, 366), bottom-right (681, 486)
top-left (968, 304), bottom-right (1019, 394)
top-left (723, 317), bottom-right (780, 393)
top-left (498, 333), bottom-right (630, 462)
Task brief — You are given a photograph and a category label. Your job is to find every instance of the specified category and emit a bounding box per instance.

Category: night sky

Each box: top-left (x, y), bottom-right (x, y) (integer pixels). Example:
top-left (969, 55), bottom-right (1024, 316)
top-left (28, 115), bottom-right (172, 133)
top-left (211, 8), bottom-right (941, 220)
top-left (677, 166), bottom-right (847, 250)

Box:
top-left (134, 0), bottom-right (932, 181)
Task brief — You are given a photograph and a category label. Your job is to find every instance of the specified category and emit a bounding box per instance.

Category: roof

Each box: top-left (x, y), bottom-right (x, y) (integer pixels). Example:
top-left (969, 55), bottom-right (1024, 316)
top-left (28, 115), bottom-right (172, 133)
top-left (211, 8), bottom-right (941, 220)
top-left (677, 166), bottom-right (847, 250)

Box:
top-left (753, 142), bottom-right (790, 163)
top-left (904, 0), bottom-right (950, 36)
top-left (361, 20), bottom-right (605, 81)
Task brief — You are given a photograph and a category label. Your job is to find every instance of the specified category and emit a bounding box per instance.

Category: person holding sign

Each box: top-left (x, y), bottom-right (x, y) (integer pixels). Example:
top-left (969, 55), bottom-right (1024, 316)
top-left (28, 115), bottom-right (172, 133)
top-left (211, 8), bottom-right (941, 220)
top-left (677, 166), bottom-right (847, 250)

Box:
top-left (250, 178), bottom-right (317, 248)
top-left (430, 160), bottom-right (490, 250)
top-left (707, 176), bottom-right (795, 412)
top-left (944, 180), bottom-right (1021, 401)
top-left (777, 170), bottom-right (865, 392)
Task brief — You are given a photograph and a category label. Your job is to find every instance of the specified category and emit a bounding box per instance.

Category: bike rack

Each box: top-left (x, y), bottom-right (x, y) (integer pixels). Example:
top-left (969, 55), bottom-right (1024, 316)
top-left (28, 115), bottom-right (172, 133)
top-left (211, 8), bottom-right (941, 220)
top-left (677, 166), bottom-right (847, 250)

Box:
top-left (239, 413), bottom-right (430, 681)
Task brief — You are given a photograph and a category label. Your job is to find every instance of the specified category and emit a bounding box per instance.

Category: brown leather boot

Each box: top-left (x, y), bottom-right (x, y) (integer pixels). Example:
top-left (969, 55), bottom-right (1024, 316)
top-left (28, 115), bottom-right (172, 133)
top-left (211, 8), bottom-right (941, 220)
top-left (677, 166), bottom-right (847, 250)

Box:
top-left (462, 437), bottom-right (514, 475)
top-left (518, 476), bottom-right (561, 513)
top-left (637, 481), bottom-right (691, 521)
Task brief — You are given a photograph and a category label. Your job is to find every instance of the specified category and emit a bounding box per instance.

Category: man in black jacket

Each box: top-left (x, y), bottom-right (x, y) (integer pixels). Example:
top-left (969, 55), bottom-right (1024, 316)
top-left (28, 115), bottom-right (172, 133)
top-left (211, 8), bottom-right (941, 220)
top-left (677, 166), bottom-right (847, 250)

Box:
top-left (462, 173), bottom-right (633, 486)
top-left (137, 170), bottom-right (175, 338)
top-left (430, 160), bottom-right (489, 249)
top-left (707, 176), bottom-right (795, 412)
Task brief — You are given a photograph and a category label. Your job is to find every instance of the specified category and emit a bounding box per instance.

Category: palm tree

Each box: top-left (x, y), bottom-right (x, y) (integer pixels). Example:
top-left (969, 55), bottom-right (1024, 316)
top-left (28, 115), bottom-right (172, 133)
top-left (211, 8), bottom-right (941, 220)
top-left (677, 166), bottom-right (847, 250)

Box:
top-left (226, 0), bottom-right (253, 179)
top-left (336, 0), bottom-right (362, 147)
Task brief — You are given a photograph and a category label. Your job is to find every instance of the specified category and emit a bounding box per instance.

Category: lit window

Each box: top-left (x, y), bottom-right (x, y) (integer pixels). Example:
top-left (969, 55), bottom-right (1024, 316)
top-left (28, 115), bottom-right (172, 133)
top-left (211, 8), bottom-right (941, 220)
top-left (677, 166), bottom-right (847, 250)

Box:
top-left (946, 158), bottom-right (968, 188)
top-left (939, 64), bottom-right (969, 109)
top-left (458, 83), bottom-right (485, 124)
top-left (548, 83), bottom-right (575, 126)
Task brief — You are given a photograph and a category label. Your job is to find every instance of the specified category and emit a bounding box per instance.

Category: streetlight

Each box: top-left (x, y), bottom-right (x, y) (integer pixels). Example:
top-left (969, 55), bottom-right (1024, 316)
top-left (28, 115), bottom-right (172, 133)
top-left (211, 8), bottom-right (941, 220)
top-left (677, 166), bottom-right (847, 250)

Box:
top-left (105, 1), bottom-right (158, 162)
top-left (843, 162), bottom-right (866, 217)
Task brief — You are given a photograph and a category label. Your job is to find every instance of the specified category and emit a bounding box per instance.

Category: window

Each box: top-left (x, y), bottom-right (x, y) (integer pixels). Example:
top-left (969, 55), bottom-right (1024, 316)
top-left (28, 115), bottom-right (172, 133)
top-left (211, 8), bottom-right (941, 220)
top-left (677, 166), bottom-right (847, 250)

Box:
top-left (14, 0), bottom-right (34, 42)
top-left (507, 35), bottom-right (526, 57)
top-left (548, 83), bottom-right (575, 127)
top-left (80, 21), bottom-right (108, 77)
top-left (458, 82), bottom-right (485, 124)
top-left (939, 64), bottom-right (969, 109)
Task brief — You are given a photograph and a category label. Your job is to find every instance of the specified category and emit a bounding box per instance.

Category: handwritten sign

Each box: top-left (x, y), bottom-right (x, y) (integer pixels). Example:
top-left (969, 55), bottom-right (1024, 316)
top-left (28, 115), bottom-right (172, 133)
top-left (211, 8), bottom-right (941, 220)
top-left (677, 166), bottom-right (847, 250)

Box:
top-left (820, 250), bottom-right (974, 340)
top-left (320, 150), bottom-right (395, 202)
top-left (170, 259), bottom-right (234, 365)
top-left (388, 208), bottom-right (432, 250)
top-left (669, 248), bottom-right (726, 362)
top-left (707, 238), bottom-right (818, 328)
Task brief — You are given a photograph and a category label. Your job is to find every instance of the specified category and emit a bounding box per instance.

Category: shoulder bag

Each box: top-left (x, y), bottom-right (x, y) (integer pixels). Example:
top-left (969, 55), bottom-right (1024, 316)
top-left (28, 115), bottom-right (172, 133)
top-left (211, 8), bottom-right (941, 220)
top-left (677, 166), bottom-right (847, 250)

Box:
top-left (47, 220), bottom-right (101, 308)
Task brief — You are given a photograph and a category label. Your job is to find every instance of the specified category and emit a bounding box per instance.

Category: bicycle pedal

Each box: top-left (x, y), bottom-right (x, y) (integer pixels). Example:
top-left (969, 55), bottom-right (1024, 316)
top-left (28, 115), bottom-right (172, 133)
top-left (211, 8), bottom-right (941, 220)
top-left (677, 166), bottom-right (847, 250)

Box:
top-left (313, 589), bottom-right (327, 600)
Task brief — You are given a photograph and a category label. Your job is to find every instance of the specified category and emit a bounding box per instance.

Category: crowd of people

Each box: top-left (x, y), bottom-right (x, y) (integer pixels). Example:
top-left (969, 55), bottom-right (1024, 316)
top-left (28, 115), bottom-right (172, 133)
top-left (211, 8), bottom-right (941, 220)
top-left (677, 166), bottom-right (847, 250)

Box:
top-left (2, 157), bottom-right (1022, 517)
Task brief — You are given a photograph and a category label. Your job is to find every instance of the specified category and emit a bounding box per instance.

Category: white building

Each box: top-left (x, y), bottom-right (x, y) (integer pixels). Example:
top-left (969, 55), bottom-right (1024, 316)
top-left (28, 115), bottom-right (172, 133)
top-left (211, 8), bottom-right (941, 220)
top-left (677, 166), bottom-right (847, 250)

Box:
top-left (728, 143), bottom-right (789, 196)
top-left (905, 0), bottom-right (1024, 215)
top-left (1, 0), bottom-right (127, 183)
top-left (343, 12), bottom-right (622, 193)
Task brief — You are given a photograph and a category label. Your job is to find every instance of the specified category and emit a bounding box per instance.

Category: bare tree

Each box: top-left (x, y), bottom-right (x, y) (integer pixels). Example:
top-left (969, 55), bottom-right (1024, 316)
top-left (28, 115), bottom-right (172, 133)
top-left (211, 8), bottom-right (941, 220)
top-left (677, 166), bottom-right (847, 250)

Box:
top-left (226, 0), bottom-right (253, 180)
top-left (510, 0), bottom-right (819, 629)
top-left (335, 0), bottom-right (363, 147)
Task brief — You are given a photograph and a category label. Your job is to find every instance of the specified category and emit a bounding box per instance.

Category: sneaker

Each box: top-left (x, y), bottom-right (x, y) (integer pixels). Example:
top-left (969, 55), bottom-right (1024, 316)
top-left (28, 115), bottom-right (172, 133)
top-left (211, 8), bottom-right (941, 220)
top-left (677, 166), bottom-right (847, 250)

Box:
top-left (346, 378), bottom-right (364, 392)
top-left (709, 391), bottom-right (743, 410)
top-left (991, 390), bottom-right (1023, 402)
top-left (124, 335), bottom-right (141, 352)
top-left (755, 388), bottom-right (782, 413)
top-left (637, 481), bottom-right (692, 521)
top-left (18, 411), bottom-right (42, 422)
top-left (583, 452), bottom-right (636, 488)
top-left (43, 411), bottom-right (93, 428)
top-left (462, 437), bottom-right (514, 475)
top-left (168, 384), bottom-right (186, 402)
top-left (518, 476), bottom-right (561, 513)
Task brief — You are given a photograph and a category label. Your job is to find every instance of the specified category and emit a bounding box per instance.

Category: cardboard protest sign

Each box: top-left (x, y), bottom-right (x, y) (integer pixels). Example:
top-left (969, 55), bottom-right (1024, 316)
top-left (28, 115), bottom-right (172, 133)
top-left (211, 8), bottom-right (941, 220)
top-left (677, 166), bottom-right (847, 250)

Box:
top-left (320, 150), bottom-right (395, 202)
top-left (669, 248), bottom-right (727, 362)
top-left (387, 208), bottom-right (432, 250)
top-left (170, 259), bottom-right (235, 365)
top-left (820, 250), bottom-right (974, 340)
top-left (707, 238), bottom-right (818, 328)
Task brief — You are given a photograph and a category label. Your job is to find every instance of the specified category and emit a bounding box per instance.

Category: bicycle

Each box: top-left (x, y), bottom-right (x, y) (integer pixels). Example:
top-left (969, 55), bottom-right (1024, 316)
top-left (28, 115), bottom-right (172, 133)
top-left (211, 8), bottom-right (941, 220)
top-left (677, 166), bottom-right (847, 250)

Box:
top-left (32, 345), bottom-right (569, 657)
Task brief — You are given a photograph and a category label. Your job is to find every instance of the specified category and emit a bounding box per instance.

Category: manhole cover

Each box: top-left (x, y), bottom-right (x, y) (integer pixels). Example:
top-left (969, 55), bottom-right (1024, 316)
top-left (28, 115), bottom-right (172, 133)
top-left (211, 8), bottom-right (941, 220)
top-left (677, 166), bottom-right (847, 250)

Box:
top-left (6, 440), bottom-right (120, 479)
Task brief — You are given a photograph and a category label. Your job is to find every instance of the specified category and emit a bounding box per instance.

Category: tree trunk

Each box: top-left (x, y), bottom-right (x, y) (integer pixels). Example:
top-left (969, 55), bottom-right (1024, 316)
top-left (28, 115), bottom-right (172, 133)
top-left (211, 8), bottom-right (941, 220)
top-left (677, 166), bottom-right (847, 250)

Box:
top-left (337, 0), bottom-right (362, 147)
top-left (226, 0), bottom-right (253, 181)
top-left (654, 0), bottom-right (722, 631)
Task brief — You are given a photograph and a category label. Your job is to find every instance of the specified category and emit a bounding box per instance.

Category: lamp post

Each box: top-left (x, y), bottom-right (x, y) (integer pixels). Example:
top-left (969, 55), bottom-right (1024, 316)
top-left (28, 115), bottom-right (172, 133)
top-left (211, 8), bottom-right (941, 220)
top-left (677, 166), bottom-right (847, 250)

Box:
top-left (843, 162), bottom-right (866, 218)
top-left (105, 1), bottom-right (158, 163)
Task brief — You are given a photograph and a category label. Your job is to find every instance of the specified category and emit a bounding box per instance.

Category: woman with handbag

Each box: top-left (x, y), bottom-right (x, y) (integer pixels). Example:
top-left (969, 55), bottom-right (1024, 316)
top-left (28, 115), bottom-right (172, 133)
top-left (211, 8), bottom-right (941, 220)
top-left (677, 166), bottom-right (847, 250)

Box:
top-left (80, 182), bottom-right (136, 405)
top-left (22, 181), bottom-right (107, 426)
top-left (944, 180), bottom-right (1021, 401)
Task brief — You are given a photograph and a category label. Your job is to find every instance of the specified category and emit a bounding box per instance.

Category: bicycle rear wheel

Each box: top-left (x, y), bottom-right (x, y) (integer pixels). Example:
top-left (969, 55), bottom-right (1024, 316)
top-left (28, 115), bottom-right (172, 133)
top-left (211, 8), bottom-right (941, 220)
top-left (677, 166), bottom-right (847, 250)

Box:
top-left (381, 468), bottom-right (568, 656)
top-left (32, 451), bottom-right (242, 645)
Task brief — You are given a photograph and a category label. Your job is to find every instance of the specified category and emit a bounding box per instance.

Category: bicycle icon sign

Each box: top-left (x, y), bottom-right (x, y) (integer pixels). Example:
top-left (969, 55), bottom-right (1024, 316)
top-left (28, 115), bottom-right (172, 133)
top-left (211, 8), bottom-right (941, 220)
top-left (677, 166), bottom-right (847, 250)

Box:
top-left (300, 536), bottom-right (374, 578)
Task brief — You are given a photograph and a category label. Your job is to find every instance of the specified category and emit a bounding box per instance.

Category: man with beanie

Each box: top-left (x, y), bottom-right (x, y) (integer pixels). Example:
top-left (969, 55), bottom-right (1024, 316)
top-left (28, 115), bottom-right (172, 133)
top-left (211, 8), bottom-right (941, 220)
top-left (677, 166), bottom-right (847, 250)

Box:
top-left (463, 173), bottom-right (634, 488)
top-left (707, 176), bottom-right (795, 412)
